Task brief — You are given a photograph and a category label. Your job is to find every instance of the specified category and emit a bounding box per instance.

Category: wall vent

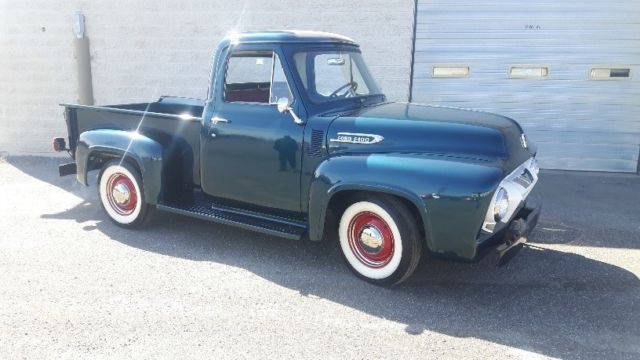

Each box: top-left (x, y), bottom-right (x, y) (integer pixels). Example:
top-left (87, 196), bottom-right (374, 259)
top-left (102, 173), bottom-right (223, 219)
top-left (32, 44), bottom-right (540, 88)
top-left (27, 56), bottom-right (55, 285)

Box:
top-left (509, 66), bottom-right (549, 79)
top-left (590, 67), bottom-right (631, 80)
top-left (432, 65), bottom-right (470, 78)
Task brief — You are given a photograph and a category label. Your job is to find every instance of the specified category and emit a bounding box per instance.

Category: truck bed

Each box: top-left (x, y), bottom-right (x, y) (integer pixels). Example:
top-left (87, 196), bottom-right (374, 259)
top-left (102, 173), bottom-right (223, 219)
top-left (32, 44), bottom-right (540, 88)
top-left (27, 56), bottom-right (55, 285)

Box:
top-left (62, 96), bottom-right (204, 186)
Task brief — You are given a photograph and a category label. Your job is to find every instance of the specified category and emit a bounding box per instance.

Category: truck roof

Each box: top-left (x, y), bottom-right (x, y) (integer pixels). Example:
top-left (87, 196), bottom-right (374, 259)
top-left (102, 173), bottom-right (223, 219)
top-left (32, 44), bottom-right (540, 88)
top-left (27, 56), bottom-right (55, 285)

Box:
top-left (224, 30), bottom-right (356, 45)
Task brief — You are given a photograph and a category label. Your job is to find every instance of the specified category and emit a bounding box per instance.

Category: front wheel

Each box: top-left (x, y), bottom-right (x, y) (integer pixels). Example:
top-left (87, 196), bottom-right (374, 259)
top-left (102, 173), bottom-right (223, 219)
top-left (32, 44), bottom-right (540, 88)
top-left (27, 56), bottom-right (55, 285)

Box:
top-left (338, 195), bottom-right (422, 286)
top-left (98, 160), bottom-right (148, 228)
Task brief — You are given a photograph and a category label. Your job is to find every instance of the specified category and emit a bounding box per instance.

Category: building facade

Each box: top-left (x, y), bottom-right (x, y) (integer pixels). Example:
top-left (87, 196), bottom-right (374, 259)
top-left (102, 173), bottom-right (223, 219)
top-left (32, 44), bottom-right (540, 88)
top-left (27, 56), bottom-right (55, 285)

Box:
top-left (1, 0), bottom-right (638, 172)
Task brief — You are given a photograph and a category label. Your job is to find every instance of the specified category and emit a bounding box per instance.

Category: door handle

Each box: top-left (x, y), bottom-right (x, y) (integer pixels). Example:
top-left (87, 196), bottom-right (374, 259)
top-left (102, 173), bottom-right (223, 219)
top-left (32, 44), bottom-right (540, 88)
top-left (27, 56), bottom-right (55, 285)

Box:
top-left (212, 117), bottom-right (230, 125)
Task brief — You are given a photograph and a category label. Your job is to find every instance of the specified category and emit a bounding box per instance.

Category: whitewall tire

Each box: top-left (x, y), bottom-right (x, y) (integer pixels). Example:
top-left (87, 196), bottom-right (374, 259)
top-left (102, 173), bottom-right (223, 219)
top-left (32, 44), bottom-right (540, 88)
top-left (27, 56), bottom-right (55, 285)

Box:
top-left (338, 195), bottom-right (422, 286)
top-left (98, 160), bottom-right (148, 228)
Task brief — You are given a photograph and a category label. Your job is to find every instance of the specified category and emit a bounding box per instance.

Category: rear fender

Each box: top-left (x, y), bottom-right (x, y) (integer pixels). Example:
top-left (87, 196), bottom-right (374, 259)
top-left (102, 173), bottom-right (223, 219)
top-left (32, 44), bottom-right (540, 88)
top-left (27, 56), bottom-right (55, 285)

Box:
top-left (75, 129), bottom-right (164, 205)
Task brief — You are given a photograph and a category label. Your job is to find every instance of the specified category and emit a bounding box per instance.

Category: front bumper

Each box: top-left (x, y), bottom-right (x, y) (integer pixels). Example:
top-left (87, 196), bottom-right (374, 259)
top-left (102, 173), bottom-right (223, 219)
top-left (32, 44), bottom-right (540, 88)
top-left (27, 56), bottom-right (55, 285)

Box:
top-left (476, 199), bottom-right (541, 265)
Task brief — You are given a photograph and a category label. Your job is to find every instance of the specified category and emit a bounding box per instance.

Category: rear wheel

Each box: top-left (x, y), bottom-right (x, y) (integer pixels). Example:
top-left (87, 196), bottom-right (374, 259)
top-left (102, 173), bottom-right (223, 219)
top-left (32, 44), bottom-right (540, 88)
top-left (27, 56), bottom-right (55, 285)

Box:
top-left (98, 160), bottom-right (148, 228)
top-left (338, 195), bottom-right (422, 286)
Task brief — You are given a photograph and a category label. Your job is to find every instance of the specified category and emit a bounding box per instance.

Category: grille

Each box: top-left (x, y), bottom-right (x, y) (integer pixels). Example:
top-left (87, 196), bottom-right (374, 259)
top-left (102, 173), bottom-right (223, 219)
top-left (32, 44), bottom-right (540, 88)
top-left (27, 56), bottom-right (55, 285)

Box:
top-left (514, 169), bottom-right (534, 188)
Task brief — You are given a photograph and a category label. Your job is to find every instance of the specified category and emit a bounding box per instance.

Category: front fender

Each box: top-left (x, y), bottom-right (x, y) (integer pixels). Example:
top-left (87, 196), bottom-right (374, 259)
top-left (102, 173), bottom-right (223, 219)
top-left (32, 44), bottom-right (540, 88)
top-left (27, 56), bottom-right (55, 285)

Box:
top-left (76, 129), bottom-right (164, 205)
top-left (308, 154), bottom-right (504, 259)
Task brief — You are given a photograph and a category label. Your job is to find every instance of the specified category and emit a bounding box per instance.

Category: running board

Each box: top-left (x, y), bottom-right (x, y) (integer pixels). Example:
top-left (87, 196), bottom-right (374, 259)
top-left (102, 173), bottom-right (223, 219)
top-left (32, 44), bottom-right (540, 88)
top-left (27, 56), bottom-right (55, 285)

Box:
top-left (156, 202), bottom-right (307, 240)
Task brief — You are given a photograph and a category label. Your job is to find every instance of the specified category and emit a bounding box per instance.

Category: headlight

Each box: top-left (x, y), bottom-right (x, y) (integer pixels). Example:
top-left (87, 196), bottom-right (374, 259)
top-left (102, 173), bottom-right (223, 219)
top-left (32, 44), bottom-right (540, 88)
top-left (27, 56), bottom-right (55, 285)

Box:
top-left (493, 188), bottom-right (509, 221)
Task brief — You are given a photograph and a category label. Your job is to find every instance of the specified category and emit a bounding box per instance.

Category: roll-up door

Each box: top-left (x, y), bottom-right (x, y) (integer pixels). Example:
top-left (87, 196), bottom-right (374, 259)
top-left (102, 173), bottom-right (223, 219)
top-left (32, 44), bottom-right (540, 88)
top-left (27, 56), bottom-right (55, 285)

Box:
top-left (411, 1), bottom-right (640, 172)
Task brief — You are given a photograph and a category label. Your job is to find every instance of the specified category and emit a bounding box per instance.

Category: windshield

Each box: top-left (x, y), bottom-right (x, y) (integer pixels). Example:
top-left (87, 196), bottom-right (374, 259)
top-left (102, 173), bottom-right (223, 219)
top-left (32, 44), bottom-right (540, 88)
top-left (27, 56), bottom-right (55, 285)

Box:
top-left (293, 50), bottom-right (383, 103)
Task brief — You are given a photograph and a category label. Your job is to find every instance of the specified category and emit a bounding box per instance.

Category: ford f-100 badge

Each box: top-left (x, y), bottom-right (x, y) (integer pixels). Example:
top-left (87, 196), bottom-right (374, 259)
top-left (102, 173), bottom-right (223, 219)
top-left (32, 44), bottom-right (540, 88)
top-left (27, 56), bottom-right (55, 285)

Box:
top-left (331, 132), bottom-right (384, 144)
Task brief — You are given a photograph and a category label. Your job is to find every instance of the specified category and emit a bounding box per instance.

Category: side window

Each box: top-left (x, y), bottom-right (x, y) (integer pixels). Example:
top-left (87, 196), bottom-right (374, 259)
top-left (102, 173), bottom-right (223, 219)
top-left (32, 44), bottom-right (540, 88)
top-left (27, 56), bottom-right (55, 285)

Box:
top-left (224, 52), bottom-right (293, 104)
top-left (224, 53), bottom-right (273, 103)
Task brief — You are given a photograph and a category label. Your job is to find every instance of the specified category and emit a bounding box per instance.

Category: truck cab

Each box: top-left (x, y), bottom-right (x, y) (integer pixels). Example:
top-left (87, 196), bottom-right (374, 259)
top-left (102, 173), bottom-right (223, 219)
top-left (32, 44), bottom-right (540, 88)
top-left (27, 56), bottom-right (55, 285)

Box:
top-left (56, 31), bottom-right (540, 286)
top-left (200, 32), bottom-right (386, 217)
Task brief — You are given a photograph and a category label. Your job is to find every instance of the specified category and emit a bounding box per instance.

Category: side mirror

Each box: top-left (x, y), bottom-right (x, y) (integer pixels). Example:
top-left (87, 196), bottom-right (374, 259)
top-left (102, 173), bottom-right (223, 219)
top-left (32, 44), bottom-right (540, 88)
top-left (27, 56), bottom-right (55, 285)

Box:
top-left (276, 97), bottom-right (304, 125)
top-left (276, 97), bottom-right (290, 113)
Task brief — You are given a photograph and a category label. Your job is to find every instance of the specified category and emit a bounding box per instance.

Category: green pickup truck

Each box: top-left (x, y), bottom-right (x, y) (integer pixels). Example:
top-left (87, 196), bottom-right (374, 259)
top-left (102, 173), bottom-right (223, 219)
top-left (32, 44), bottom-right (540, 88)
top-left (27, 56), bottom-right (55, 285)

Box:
top-left (54, 31), bottom-right (540, 286)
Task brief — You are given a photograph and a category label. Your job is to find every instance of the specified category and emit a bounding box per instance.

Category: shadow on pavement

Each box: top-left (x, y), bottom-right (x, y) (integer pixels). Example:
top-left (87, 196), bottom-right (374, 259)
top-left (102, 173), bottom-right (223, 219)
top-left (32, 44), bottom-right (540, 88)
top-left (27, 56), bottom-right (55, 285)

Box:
top-left (8, 156), bottom-right (640, 358)
top-left (530, 170), bottom-right (640, 249)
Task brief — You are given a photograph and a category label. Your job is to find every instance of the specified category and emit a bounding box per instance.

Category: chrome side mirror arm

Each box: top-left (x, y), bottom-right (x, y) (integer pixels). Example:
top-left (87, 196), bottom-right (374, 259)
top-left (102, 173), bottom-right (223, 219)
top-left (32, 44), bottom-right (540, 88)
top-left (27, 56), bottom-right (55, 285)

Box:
top-left (276, 97), bottom-right (304, 125)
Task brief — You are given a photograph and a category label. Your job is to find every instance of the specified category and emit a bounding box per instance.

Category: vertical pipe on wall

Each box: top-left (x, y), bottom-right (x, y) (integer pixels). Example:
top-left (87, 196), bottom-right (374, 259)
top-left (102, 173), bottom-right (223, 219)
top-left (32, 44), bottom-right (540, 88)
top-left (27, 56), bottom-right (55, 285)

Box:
top-left (73, 12), bottom-right (94, 105)
top-left (407, 0), bottom-right (419, 103)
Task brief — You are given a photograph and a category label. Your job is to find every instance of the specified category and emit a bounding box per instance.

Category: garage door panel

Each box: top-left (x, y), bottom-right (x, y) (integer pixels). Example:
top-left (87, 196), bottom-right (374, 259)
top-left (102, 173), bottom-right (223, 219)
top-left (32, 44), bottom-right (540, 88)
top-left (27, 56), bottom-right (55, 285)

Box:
top-left (535, 143), bottom-right (638, 161)
top-left (414, 50), bottom-right (640, 63)
top-left (414, 38), bottom-right (640, 49)
top-left (538, 157), bottom-right (638, 172)
top-left (524, 121), bottom-right (640, 134)
top-left (411, 82), bottom-right (640, 94)
top-left (528, 130), bottom-right (640, 146)
top-left (411, 88), bottom-right (640, 110)
top-left (415, 30), bottom-right (640, 41)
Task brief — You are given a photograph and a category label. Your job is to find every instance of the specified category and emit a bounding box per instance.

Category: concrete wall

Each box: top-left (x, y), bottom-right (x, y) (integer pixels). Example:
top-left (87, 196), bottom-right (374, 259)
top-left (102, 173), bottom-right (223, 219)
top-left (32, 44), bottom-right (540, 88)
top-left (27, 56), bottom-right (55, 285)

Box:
top-left (0, 0), bottom-right (415, 154)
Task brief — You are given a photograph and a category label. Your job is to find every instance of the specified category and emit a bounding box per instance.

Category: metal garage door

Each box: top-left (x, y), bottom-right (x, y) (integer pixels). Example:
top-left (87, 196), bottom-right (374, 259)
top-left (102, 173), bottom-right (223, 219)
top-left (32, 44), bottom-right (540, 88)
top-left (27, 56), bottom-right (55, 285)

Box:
top-left (411, 0), bottom-right (640, 172)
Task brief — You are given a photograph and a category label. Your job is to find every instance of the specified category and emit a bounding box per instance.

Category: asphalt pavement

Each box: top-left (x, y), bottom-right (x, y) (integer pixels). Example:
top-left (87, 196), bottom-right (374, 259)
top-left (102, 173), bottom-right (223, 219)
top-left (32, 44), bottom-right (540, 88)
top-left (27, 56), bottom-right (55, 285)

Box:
top-left (0, 155), bottom-right (638, 359)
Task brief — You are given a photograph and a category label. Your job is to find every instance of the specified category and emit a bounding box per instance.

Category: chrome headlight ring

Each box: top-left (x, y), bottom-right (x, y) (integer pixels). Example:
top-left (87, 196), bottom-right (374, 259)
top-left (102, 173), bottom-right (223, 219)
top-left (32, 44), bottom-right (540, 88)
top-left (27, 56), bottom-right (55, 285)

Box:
top-left (481, 157), bottom-right (539, 233)
top-left (493, 187), bottom-right (509, 221)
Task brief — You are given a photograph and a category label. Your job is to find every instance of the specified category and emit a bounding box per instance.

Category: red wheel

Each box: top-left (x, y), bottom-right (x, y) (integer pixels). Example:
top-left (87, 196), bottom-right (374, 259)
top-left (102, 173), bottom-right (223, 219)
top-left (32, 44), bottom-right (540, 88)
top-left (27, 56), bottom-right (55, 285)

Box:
top-left (105, 173), bottom-right (138, 215)
top-left (338, 195), bottom-right (422, 286)
top-left (347, 211), bottom-right (395, 268)
top-left (98, 160), bottom-right (148, 228)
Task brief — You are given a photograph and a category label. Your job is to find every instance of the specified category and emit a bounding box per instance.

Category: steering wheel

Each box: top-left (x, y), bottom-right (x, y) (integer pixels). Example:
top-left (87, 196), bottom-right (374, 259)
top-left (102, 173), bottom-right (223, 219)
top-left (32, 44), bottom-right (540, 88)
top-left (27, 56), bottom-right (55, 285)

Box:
top-left (329, 81), bottom-right (358, 98)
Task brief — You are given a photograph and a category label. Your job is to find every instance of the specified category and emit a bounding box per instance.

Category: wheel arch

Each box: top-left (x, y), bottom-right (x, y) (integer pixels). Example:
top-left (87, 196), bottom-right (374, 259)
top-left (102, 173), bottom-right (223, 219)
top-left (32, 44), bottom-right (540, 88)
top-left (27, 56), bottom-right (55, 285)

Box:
top-left (325, 187), bottom-right (426, 238)
top-left (75, 129), bottom-right (164, 205)
top-left (308, 181), bottom-right (430, 249)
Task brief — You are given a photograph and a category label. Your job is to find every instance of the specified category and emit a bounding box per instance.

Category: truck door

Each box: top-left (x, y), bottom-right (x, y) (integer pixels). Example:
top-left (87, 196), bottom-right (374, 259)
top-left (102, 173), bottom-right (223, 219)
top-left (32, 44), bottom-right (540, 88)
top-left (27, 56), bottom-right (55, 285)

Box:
top-left (201, 48), bottom-right (304, 214)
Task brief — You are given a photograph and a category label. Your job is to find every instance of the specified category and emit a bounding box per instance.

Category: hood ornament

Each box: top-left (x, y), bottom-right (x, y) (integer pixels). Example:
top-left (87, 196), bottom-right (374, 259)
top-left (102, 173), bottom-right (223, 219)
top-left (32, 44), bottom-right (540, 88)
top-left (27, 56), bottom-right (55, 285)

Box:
top-left (330, 132), bottom-right (384, 145)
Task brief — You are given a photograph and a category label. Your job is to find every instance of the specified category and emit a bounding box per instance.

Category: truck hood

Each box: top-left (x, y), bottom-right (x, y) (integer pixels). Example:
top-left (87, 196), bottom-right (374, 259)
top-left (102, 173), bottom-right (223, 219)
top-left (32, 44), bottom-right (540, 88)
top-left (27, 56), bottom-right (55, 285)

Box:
top-left (326, 102), bottom-right (534, 172)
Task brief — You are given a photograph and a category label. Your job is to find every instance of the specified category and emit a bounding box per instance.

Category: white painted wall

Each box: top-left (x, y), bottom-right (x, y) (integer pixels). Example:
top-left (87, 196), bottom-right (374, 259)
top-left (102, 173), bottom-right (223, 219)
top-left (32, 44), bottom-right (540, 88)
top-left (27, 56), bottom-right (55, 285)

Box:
top-left (0, 0), bottom-right (415, 154)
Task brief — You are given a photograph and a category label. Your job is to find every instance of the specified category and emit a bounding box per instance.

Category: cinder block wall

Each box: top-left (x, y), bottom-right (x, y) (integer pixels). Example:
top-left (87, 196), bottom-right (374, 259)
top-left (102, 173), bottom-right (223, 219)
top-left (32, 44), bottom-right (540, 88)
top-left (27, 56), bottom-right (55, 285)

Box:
top-left (0, 0), bottom-right (414, 154)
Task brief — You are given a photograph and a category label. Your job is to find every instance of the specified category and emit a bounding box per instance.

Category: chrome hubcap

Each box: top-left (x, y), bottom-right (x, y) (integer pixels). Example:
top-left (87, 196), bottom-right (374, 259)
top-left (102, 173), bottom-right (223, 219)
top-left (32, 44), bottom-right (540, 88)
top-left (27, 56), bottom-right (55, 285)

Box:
top-left (105, 172), bottom-right (138, 216)
top-left (112, 183), bottom-right (131, 205)
top-left (358, 225), bottom-right (384, 254)
top-left (347, 211), bottom-right (395, 268)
